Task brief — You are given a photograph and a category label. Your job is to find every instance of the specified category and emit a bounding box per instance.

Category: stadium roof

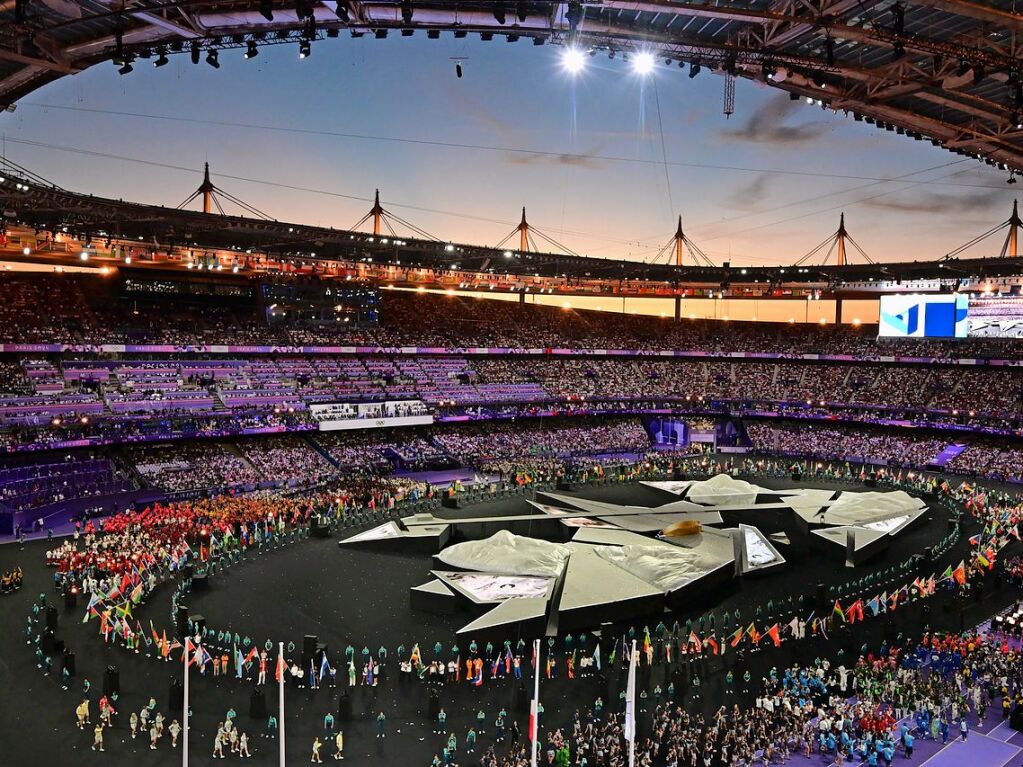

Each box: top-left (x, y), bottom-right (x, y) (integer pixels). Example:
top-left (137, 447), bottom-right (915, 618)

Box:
top-left (4, 157), bottom-right (1023, 288)
top-left (2, 2), bottom-right (1023, 170)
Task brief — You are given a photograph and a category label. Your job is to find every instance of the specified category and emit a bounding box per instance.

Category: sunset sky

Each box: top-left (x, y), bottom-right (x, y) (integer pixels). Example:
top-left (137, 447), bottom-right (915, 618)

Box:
top-left (0, 36), bottom-right (1016, 266)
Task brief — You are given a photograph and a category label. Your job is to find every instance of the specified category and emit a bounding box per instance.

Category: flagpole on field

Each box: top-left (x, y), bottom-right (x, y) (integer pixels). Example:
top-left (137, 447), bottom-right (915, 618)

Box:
top-left (182, 637), bottom-right (190, 767)
top-left (278, 641), bottom-right (286, 767)
top-left (529, 637), bottom-right (541, 767)
top-left (625, 639), bottom-right (638, 767)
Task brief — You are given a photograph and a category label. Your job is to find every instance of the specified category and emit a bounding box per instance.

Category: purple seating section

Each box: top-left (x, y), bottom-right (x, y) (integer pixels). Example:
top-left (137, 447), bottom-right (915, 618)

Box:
top-left (0, 457), bottom-right (135, 516)
top-left (0, 356), bottom-right (551, 426)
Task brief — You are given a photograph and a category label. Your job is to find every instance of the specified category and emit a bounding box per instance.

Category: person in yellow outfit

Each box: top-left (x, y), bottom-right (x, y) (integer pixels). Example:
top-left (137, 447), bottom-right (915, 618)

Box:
top-left (333, 731), bottom-right (344, 760)
top-left (76, 700), bottom-right (91, 729)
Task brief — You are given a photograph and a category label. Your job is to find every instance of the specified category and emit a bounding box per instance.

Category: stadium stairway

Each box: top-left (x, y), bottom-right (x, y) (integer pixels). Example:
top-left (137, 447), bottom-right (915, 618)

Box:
top-left (306, 434), bottom-right (341, 469)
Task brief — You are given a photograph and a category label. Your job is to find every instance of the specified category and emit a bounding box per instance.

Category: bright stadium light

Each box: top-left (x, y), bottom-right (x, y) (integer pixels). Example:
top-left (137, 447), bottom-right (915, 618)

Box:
top-left (632, 51), bottom-right (655, 75)
top-left (561, 47), bottom-right (586, 74)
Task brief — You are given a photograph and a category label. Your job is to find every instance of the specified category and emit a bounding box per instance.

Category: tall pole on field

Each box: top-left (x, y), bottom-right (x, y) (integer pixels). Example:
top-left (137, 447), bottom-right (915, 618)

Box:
top-left (529, 637), bottom-right (541, 767)
top-left (626, 639), bottom-right (638, 767)
top-left (278, 641), bottom-right (286, 767)
top-left (182, 638), bottom-right (190, 767)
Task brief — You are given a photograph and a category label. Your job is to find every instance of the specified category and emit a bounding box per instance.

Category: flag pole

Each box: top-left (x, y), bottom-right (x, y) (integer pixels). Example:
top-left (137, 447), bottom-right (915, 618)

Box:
top-left (278, 641), bottom-right (286, 767)
top-left (182, 637), bottom-right (190, 767)
top-left (626, 639), bottom-right (638, 767)
top-left (529, 637), bottom-right (541, 767)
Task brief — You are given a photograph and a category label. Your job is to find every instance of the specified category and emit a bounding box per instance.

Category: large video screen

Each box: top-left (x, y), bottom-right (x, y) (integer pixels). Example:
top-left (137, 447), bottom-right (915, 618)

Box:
top-left (878, 294), bottom-right (968, 339)
top-left (967, 295), bottom-right (1023, 338)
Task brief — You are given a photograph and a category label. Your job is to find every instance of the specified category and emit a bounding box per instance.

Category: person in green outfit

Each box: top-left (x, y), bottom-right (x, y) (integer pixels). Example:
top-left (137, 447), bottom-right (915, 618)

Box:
top-left (725, 670), bottom-right (734, 694)
top-left (466, 727), bottom-right (477, 753)
top-left (435, 708), bottom-right (446, 735)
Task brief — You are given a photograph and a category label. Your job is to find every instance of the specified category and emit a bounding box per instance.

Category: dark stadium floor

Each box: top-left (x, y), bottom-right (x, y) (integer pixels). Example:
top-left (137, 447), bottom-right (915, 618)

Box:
top-left (0, 476), bottom-right (1019, 767)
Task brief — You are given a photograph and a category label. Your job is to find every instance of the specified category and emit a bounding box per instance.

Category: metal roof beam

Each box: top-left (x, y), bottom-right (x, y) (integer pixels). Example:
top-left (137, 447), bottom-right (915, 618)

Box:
top-left (906, 0), bottom-right (1023, 33)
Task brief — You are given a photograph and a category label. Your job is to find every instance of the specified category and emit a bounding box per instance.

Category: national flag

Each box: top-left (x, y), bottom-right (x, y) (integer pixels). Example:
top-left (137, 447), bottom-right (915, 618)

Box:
top-left (729, 627), bottom-right (744, 648)
top-left (952, 561), bottom-right (967, 585)
top-left (528, 639), bottom-right (541, 743)
top-left (832, 600), bottom-right (846, 623)
top-left (623, 639), bottom-right (638, 751)
top-left (706, 635), bottom-right (719, 656)
top-left (688, 631), bottom-right (702, 653)
top-left (765, 624), bottom-right (781, 647)
top-left (746, 623), bottom-right (761, 645)
top-left (642, 628), bottom-right (651, 656)
top-left (815, 617), bottom-right (829, 640)
top-left (968, 534), bottom-right (982, 546)
top-left (867, 596), bottom-right (881, 616)
top-left (593, 643), bottom-right (601, 672)
top-left (787, 616), bottom-right (799, 636)
top-left (978, 551), bottom-right (992, 569)
top-left (275, 647), bottom-right (286, 682)
top-left (319, 652), bottom-right (330, 680)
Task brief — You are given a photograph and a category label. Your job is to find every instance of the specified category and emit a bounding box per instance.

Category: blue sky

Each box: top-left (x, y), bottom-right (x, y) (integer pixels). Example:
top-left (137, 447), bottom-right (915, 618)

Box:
top-left (0, 36), bottom-right (1015, 266)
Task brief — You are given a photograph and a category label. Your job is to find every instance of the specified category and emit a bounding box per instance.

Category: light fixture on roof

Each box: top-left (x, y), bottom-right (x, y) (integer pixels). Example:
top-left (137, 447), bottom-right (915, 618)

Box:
top-left (245, 41), bottom-right (259, 59)
top-left (206, 49), bottom-right (220, 68)
top-left (299, 39), bottom-right (311, 58)
top-left (154, 49), bottom-right (169, 67)
top-left (631, 51), bottom-right (655, 75)
top-left (561, 46), bottom-right (586, 75)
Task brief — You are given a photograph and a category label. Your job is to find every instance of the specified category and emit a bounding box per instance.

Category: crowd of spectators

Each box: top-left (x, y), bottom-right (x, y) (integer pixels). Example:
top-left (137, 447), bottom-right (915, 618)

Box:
top-left (947, 444), bottom-right (1023, 483)
top-left (3, 274), bottom-right (1023, 360)
top-left (431, 417), bottom-right (651, 465)
top-left (129, 442), bottom-right (263, 493)
top-left (238, 436), bottom-right (333, 487)
top-left (0, 453), bottom-right (135, 514)
top-left (746, 422), bottom-right (950, 468)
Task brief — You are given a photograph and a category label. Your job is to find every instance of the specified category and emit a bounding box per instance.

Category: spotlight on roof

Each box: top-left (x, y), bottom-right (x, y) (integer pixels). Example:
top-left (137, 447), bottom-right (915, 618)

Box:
top-left (190, 43), bottom-right (201, 65)
top-left (205, 49), bottom-right (219, 68)
top-left (688, 60), bottom-right (701, 78)
top-left (299, 39), bottom-right (311, 58)
top-left (632, 51), bottom-right (655, 76)
top-left (561, 46), bottom-right (586, 75)
top-left (245, 41), bottom-right (259, 59)
top-left (118, 60), bottom-right (134, 75)
top-left (154, 49), bottom-right (169, 67)
top-left (259, 0), bottom-right (274, 21)
top-left (493, 0), bottom-right (506, 24)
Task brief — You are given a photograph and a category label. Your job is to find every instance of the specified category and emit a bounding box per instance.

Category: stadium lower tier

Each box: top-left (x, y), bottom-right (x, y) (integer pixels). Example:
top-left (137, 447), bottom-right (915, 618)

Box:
top-left (2, 414), bottom-right (1021, 536)
top-left (2, 352), bottom-right (1022, 454)
top-left (2, 455), bottom-right (1022, 767)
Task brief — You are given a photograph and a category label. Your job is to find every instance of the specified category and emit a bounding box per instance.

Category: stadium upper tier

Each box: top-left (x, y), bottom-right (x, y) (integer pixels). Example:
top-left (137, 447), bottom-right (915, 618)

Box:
top-left (1, 272), bottom-right (1022, 361)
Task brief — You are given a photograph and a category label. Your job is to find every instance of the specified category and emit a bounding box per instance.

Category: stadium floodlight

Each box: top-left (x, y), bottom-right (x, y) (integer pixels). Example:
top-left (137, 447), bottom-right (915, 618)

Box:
top-left (561, 46), bottom-right (586, 75)
top-left (631, 51), bottom-right (655, 76)
top-left (206, 49), bottom-right (220, 68)
top-left (299, 39), bottom-right (311, 58)
top-left (245, 41), bottom-right (259, 59)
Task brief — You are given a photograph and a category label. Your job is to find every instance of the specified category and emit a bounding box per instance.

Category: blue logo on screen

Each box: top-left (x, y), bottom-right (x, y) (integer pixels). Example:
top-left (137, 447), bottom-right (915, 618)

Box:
top-left (881, 304), bottom-right (919, 336)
